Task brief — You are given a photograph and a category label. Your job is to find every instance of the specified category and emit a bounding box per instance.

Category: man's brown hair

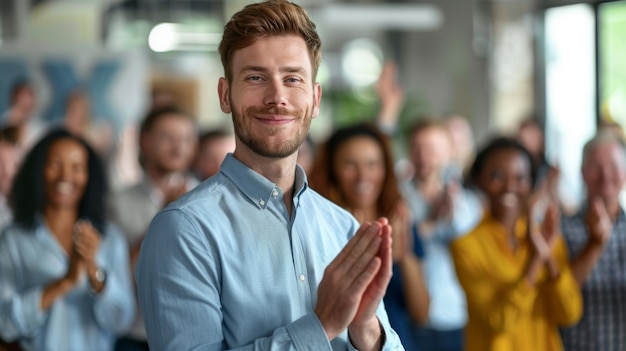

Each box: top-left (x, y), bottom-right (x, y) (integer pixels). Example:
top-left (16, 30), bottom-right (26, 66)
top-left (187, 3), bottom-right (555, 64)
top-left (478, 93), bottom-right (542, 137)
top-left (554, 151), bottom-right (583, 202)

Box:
top-left (218, 0), bottom-right (322, 83)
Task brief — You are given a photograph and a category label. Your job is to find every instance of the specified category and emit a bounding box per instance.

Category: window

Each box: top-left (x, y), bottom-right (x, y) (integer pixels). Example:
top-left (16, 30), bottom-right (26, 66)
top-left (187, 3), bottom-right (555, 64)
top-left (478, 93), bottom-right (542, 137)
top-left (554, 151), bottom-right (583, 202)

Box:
top-left (599, 1), bottom-right (626, 127)
top-left (544, 4), bottom-right (596, 210)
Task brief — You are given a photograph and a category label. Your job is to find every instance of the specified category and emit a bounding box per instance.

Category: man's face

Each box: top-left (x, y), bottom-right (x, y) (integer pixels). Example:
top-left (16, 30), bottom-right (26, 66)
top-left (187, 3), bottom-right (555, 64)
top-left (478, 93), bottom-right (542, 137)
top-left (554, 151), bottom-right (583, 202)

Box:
top-left (582, 142), bottom-right (626, 202)
top-left (142, 114), bottom-right (197, 173)
top-left (218, 34), bottom-right (321, 159)
top-left (409, 127), bottom-right (451, 180)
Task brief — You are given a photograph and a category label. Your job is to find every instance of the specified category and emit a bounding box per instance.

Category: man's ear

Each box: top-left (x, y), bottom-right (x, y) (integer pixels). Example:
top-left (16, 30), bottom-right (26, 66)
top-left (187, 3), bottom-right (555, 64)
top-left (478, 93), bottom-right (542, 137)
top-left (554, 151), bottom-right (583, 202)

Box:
top-left (311, 82), bottom-right (322, 119)
top-left (218, 78), bottom-right (231, 114)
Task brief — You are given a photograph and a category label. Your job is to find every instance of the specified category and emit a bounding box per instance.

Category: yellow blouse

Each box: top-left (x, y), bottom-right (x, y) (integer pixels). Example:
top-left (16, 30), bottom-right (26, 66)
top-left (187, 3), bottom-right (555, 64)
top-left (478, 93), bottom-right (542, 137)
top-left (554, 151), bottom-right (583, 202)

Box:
top-left (450, 215), bottom-right (582, 351)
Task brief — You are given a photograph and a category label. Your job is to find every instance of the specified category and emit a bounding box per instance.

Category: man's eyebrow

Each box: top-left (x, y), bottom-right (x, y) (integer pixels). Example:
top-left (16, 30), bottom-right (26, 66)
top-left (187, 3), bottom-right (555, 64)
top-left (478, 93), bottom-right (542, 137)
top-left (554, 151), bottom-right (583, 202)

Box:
top-left (239, 65), bottom-right (307, 74)
top-left (240, 65), bottom-right (267, 73)
top-left (281, 66), bottom-right (307, 74)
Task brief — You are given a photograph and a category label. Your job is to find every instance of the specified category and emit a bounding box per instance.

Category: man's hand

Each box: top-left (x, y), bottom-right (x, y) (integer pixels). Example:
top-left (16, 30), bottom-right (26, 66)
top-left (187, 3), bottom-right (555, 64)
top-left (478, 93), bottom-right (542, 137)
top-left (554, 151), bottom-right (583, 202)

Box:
top-left (585, 197), bottom-right (612, 247)
top-left (315, 219), bottom-right (392, 343)
top-left (348, 218), bottom-right (392, 351)
top-left (376, 61), bottom-right (405, 131)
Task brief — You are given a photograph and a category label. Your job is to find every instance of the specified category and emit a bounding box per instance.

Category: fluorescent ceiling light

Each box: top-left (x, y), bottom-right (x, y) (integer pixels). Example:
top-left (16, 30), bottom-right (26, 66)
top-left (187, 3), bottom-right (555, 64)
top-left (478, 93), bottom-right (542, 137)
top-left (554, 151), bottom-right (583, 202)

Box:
top-left (148, 22), bottom-right (221, 52)
top-left (311, 4), bottom-right (443, 31)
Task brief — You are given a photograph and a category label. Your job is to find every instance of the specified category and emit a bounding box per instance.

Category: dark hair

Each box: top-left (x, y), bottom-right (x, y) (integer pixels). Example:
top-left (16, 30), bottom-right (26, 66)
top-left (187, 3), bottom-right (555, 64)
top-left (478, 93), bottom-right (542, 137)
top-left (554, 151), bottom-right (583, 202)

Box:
top-left (138, 106), bottom-right (196, 168)
top-left (140, 106), bottom-right (194, 136)
top-left (309, 123), bottom-right (401, 218)
top-left (0, 125), bottom-right (20, 144)
top-left (218, 0), bottom-right (322, 83)
top-left (198, 128), bottom-right (233, 145)
top-left (9, 128), bottom-right (108, 233)
top-left (468, 136), bottom-right (536, 189)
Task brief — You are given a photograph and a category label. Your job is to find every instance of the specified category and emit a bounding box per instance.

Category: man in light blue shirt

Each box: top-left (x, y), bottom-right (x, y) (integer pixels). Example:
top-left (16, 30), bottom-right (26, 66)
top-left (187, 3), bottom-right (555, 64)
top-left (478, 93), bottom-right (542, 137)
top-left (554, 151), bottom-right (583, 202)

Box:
top-left (135, 1), bottom-right (404, 350)
top-left (400, 120), bottom-right (482, 351)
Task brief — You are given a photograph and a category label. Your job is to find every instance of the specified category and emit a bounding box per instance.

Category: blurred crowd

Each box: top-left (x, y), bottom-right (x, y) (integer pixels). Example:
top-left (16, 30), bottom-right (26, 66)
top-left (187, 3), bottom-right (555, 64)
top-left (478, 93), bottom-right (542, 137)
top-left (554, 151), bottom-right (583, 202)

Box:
top-left (1, 59), bottom-right (625, 351)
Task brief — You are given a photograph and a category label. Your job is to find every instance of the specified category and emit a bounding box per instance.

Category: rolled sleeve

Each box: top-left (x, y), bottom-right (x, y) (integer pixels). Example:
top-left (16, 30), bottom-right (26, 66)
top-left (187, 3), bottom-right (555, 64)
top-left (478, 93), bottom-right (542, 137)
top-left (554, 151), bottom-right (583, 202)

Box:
top-left (286, 314), bottom-right (332, 350)
top-left (0, 238), bottom-right (46, 341)
top-left (0, 286), bottom-right (46, 340)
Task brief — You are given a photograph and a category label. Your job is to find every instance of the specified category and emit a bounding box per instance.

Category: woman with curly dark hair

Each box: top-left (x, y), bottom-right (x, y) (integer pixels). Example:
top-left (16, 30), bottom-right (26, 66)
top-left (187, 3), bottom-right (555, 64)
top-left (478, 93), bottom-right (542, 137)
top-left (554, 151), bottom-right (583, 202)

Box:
top-left (309, 122), bottom-right (429, 350)
top-left (0, 129), bottom-right (135, 351)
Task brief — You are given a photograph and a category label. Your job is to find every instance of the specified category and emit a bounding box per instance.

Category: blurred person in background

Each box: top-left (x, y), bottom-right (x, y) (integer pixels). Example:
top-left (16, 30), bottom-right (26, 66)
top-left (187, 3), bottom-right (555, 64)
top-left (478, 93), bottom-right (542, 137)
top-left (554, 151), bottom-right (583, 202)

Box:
top-left (297, 134), bottom-right (316, 176)
top-left (192, 128), bottom-right (235, 181)
top-left (0, 127), bottom-right (20, 230)
top-left (310, 123), bottom-right (429, 350)
top-left (516, 118), bottom-right (555, 189)
top-left (443, 114), bottom-right (476, 177)
top-left (560, 130), bottom-right (626, 351)
top-left (401, 118), bottom-right (481, 351)
top-left (0, 129), bottom-right (135, 351)
top-left (451, 137), bottom-right (581, 351)
top-left (1, 80), bottom-right (45, 153)
top-left (108, 106), bottom-right (198, 351)
top-left (62, 89), bottom-right (114, 159)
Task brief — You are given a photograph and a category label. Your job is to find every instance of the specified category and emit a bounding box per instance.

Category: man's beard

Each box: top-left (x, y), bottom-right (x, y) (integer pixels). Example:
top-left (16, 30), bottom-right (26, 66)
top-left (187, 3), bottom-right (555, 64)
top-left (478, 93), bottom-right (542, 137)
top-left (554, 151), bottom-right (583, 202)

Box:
top-left (231, 102), bottom-right (312, 159)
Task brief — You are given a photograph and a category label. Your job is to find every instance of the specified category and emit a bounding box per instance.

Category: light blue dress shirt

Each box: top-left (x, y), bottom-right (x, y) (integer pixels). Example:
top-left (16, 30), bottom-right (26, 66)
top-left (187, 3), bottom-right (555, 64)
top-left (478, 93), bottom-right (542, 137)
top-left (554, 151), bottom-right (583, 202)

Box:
top-left (136, 154), bottom-right (404, 350)
top-left (0, 218), bottom-right (136, 351)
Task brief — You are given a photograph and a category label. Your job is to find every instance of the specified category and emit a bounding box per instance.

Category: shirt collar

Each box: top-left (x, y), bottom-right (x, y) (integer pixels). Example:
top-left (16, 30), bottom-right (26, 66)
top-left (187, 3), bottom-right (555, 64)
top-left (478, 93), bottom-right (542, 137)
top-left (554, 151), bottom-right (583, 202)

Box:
top-left (220, 154), bottom-right (308, 210)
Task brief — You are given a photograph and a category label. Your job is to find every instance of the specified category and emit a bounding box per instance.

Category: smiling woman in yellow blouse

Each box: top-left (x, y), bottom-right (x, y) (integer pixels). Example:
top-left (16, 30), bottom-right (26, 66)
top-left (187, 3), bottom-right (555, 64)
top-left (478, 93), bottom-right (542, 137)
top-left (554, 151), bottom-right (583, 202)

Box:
top-left (450, 137), bottom-right (581, 351)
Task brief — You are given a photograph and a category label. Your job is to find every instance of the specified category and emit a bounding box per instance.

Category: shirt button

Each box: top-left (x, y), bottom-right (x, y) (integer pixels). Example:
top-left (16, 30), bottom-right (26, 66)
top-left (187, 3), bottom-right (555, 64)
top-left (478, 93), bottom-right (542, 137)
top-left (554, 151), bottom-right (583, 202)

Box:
top-left (259, 199), bottom-right (265, 206)
top-left (299, 274), bottom-right (306, 281)
top-left (272, 189), bottom-right (279, 198)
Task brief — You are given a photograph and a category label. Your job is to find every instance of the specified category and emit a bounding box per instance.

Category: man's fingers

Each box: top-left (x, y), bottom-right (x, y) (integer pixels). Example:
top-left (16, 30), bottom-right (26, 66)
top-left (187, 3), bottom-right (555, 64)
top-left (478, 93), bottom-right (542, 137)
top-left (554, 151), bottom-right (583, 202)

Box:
top-left (343, 233), bottom-right (382, 284)
top-left (348, 257), bottom-right (382, 291)
top-left (330, 222), bottom-right (380, 268)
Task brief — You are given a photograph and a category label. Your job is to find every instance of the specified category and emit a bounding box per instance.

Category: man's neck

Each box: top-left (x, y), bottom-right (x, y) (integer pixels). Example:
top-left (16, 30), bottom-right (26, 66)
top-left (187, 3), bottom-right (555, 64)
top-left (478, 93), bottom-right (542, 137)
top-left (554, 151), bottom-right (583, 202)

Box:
top-left (232, 148), bottom-right (297, 193)
top-left (232, 148), bottom-right (297, 216)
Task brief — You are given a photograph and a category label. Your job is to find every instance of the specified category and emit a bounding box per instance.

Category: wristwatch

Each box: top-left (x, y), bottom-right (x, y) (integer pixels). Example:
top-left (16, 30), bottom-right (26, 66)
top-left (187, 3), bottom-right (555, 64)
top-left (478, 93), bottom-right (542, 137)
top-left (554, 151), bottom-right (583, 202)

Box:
top-left (93, 267), bottom-right (107, 285)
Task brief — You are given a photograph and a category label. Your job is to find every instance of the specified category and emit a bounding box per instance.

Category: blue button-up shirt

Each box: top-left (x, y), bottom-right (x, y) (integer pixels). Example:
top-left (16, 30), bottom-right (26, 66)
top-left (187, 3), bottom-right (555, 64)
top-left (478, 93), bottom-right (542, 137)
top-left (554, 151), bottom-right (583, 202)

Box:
top-left (0, 219), bottom-right (136, 351)
top-left (136, 154), bottom-right (404, 350)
